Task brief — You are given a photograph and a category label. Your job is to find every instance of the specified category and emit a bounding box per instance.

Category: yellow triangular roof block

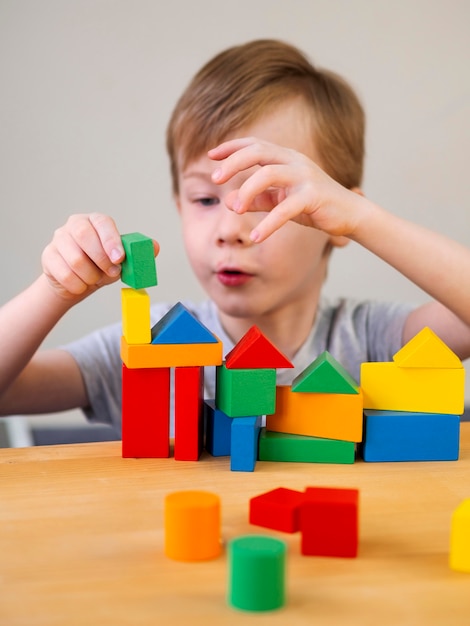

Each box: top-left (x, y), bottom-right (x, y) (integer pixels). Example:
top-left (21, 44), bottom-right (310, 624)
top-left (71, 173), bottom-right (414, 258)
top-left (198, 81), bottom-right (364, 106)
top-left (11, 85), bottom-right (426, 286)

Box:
top-left (393, 327), bottom-right (462, 369)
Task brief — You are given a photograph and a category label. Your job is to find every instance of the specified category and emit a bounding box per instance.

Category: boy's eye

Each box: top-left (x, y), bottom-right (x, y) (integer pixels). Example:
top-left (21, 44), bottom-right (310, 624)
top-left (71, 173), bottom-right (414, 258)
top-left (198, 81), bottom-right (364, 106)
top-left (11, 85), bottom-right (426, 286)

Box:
top-left (196, 197), bottom-right (219, 207)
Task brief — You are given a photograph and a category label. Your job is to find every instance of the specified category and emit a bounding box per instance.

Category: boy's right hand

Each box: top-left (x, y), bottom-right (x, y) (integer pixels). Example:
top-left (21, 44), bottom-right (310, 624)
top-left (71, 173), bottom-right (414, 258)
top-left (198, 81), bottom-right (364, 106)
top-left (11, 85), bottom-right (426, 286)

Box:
top-left (41, 214), bottom-right (127, 302)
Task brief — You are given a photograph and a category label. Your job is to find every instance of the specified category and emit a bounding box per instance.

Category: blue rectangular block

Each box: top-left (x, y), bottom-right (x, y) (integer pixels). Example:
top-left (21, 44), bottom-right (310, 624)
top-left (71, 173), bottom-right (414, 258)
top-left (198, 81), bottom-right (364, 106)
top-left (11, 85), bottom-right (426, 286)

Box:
top-left (230, 416), bottom-right (262, 472)
top-left (204, 399), bottom-right (232, 456)
top-left (362, 409), bottom-right (460, 462)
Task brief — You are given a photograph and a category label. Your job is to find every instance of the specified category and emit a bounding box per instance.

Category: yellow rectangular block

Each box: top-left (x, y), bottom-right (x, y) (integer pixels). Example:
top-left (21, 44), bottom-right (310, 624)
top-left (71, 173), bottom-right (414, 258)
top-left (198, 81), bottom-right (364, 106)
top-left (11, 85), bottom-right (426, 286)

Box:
top-left (360, 362), bottom-right (465, 414)
top-left (266, 386), bottom-right (363, 443)
top-left (450, 499), bottom-right (470, 572)
top-left (121, 288), bottom-right (151, 344)
top-left (121, 336), bottom-right (223, 368)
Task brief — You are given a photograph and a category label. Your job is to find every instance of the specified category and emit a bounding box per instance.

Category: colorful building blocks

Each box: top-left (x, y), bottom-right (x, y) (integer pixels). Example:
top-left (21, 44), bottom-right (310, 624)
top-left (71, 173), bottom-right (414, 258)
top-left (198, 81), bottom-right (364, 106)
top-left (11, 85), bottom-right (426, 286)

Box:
top-left (228, 535), bottom-right (286, 612)
top-left (292, 351), bottom-right (359, 394)
top-left (204, 400), bottom-right (232, 457)
top-left (164, 490), bottom-right (221, 562)
top-left (258, 428), bottom-right (355, 464)
top-left (151, 302), bottom-right (218, 344)
top-left (120, 232), bottom-right (157, 289)
top-left (249, 487), bottom-right (305, 533)
top-left (267, 385), bottom-right (363, 442)
top-left (230, 416), bottom-right (262, 472)
top-left (300, 486), bottom-right (359, 558)
top-left (121, 364), bottom-right (170, 458)
top-left (449, 499), bottom-right (470, 573)
top-left (216, 364), bottom-right (276, 417)
top-left (121, 288), bottom-right (151, 345)
top-left (225, 325), bottom-right (294, 369)
top-left (362, 409), bottom-right (460, 462)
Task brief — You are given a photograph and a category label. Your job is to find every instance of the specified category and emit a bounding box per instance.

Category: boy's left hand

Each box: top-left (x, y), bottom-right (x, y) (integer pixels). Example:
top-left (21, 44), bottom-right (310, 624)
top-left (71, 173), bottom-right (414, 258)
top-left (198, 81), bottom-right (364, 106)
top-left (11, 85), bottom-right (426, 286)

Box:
top-left (209, 137), bottom-right (363, 243)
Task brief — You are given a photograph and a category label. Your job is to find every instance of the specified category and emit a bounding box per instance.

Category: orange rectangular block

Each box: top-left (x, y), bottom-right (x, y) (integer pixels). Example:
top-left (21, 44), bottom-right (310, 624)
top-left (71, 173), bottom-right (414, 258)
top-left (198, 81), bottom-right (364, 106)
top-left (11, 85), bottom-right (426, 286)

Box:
top-left (266, 386), bottom-right (363, 443)
top-left (120, 336), bottom-right (223, 368)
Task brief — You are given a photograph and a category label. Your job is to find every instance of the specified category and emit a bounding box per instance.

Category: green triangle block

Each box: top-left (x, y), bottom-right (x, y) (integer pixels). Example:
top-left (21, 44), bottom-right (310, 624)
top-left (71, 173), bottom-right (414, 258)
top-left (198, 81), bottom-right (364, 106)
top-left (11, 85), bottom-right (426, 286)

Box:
top-left (292, 351), bottom-right (359, 394)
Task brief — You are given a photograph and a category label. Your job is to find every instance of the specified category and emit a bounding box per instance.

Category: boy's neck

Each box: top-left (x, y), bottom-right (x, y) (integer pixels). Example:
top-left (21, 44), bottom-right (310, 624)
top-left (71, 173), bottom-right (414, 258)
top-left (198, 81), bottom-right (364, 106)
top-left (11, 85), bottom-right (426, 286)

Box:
top-left (218, 297), bottom-right (320, 362)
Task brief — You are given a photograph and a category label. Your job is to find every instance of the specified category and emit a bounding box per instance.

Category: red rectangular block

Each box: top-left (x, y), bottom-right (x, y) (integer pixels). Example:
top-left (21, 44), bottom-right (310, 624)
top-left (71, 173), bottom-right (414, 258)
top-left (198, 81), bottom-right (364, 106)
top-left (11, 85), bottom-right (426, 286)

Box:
top-left (249, 487), bottom-right (305, 533)
top-left (300, 486), bottom-right (359, 558)
top-left (121, 364), bottom-right (170, 458)
top-left (174, 366), bottom-right (204, 461)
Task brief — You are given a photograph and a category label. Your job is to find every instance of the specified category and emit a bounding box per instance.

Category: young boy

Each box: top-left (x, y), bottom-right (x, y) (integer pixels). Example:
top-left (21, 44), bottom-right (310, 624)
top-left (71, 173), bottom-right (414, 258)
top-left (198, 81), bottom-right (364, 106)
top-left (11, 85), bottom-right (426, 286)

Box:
top-left (0, 39), bottom-right (469, 434)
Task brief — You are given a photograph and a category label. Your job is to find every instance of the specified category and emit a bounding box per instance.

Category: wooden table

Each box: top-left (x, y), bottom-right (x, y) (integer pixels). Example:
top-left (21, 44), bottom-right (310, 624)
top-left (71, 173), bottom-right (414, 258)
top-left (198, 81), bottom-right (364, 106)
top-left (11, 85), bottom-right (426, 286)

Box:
top-left (1, 424), bottom-right (470, 626)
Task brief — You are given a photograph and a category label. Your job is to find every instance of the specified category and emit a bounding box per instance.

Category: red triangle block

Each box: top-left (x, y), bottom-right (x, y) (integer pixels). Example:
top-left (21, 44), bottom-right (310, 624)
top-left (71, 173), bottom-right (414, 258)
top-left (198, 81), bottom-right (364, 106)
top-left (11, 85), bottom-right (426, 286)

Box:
top-left (225, 325), bottom-right (294, 369)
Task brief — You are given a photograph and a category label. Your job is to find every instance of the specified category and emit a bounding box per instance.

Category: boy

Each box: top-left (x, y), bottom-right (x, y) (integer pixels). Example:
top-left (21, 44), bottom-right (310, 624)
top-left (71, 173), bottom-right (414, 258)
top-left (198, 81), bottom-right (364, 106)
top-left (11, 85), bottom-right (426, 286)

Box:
top-left (0, 39), bottom-right (469, 433)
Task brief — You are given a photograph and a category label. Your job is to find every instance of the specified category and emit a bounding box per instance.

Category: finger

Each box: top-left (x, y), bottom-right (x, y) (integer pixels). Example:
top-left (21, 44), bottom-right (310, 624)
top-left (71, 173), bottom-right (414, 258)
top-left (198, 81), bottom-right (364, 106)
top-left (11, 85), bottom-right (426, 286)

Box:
top-left (42, 245), bottom-right (92, 296)
top-left (67, 214), bottom-right (122, 278)
top-left (232, 164), bottom-right (303, 213)
top-left (52, 230), bottom-right (107, 286)
top-left (208, 137), bottom-right (256, 160)
top-left (210, 140), bottom-right (293, 184)
top-left (249, 195), bottom-right (312, 243)
top-left (88, 213), bottom-right (125, 263)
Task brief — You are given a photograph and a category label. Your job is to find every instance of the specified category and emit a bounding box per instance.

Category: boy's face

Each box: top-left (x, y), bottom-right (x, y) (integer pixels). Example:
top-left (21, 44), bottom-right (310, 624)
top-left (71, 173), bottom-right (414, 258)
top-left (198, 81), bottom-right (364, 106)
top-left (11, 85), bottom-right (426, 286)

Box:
top-left (175, 97), bottom-right (336, 328)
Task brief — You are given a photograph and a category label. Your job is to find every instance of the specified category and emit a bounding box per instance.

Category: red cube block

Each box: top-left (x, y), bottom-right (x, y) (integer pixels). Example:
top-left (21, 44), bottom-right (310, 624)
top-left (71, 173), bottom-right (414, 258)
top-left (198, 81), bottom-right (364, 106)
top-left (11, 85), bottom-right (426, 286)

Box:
top-left (300, 486), bottom-right (359, 557)
top-left (249, 487), bottom-right (305, 533)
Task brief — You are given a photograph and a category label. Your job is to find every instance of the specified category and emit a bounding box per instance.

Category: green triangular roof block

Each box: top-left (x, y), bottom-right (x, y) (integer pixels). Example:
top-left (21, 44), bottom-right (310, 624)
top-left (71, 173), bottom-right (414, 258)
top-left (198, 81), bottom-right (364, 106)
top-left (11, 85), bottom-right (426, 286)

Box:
top-left (151, 302), bottom-right (218, 344)
top-left (292, 351), bottom-right (359, 394)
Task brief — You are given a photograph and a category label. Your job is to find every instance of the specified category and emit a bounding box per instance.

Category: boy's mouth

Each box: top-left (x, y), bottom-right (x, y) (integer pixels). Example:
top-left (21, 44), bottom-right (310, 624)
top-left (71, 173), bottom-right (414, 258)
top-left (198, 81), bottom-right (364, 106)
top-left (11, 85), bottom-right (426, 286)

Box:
top-left (216, 268), bottom-right (254, 287)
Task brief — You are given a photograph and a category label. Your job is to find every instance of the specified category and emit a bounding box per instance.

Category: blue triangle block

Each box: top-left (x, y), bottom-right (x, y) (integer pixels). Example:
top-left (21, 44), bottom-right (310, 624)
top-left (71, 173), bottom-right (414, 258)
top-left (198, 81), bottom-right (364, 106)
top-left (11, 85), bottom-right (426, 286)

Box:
top-left (151, 302), bottom-right (218, 345)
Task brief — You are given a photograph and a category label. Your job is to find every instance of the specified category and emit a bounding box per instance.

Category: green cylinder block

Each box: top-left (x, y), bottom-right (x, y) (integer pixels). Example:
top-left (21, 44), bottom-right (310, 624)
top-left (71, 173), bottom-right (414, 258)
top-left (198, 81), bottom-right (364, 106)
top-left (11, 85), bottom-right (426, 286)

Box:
top-left (228, 535), bottom-right (286, 612)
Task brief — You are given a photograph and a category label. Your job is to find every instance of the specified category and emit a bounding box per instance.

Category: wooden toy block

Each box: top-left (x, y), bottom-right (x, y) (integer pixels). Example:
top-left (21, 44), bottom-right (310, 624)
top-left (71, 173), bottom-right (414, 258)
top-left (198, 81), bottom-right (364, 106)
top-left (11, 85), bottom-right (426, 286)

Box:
top-left (292, 351), bottom-right (359, 394)
top-left (121, 335), bottom-right (223, 368)
top-left (225, 325), bottom-right (294, 369)
top-left (300, 486), bottom-right (359, 558)
top-left (228, 535), bottom-right (286, 612)
top-left (164, 490), bottom-right (221, 561)
top-left (449, 499), bottom-right (470, 573)
top-left (151, 302), bottom-right (218, 345)
top-left (174, 366), bottom-right (204, 461)
top-left (360, 362), bottom-right (465, 414)
top-left (121, 232), bottom-right (157, 289)
top-left (249, 487), bottom-right (305, 533)
top-left (362, 409), bottom-right (460, 462)
top-left (121, 364), bottom-right (170, 458)
top-left (266, 386), bottom-right (363, 443)
top-left (216, 364), bottom-right (276, 417)
top-left (393, 326), bottom-right (462, 369)
top-left (230, 416), bottom-right (262, 472)
top-left (258, 428), bottom-right (355, 464)
top-left (204, 399), bottom-right (232, 457)
top-left (121, 288), bottom-right (151, 344)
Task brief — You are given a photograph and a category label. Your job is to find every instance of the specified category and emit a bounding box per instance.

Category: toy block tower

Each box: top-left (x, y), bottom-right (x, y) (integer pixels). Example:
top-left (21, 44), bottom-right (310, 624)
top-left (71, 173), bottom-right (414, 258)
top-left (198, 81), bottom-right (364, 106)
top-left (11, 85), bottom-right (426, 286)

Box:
top-left (120, 233), bottom-right (223, 460)
top-left (211, 325), bottom-right (293, 471)
top-left (360, 327), bottom-right (463, 462)
top-left (264, 351), bottom-right (362, 464)
top-left (120, 233), bottom-right (168, 459)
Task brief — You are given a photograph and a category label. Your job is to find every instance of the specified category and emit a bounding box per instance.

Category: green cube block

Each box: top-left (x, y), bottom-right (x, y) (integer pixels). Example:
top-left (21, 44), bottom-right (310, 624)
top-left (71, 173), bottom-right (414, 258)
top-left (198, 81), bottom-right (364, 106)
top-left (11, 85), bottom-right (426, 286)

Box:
top-left (121, 232), bottom-right (158, 289)
top-left (216, 365), bottom-right (276, 417)
top-left (258, 428), bottom-right (355, 464)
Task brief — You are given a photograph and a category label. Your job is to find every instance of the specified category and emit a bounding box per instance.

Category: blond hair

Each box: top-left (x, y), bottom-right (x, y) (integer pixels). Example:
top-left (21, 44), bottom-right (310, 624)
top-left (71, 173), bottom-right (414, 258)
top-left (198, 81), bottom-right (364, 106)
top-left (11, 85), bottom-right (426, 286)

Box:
top-left (166, 39), bottom-right (365, 194)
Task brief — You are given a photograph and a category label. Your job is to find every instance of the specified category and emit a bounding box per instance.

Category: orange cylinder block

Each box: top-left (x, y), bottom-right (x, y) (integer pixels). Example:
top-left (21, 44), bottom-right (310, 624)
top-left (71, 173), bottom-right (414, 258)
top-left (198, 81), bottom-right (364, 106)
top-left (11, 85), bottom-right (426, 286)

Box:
top-left (164, 490), bottom-right (221, 561)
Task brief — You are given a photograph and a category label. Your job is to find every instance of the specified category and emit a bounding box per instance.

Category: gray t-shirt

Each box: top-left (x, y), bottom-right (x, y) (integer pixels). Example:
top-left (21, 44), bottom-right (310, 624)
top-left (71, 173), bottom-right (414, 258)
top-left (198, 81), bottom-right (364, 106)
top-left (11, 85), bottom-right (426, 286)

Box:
top-left (63, 297), bottom-right (414, 433)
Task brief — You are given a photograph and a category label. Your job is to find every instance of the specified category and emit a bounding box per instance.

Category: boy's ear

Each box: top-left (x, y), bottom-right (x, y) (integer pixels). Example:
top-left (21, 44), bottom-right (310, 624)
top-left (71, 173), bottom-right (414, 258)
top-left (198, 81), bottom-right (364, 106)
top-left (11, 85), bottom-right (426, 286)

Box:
top-left (329, 187), bottom-right (364, 249)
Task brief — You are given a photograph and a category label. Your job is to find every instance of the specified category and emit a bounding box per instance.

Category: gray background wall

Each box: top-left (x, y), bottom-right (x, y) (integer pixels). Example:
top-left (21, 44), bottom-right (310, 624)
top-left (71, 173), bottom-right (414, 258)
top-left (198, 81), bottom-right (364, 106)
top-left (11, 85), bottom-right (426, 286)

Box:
top-left (1, 0), bottom-right (469, 429)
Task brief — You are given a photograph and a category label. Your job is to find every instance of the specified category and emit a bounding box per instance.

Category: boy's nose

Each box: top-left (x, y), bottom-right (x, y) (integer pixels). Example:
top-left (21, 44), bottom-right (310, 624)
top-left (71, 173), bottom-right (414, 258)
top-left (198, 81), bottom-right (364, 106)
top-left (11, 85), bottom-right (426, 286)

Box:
top-left (216, 206), bottom-right (253, 246)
